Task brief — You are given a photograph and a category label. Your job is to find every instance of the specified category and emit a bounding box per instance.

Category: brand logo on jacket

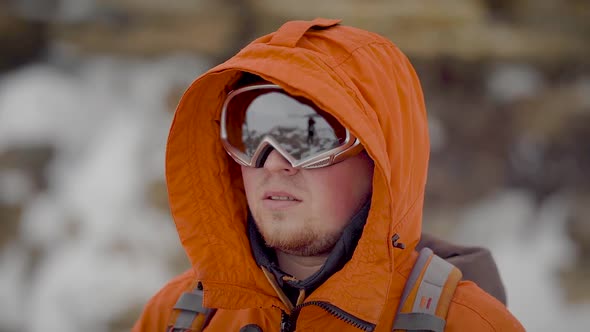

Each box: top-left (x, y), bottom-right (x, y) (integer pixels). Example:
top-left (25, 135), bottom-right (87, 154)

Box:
top-left (419, 296), bottom-right (433, 310)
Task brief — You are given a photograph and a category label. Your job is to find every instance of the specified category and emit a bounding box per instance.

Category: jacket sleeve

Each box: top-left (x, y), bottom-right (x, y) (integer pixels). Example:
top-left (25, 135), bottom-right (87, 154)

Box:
top-left (445, 281), bottom-right (525, 332)
top-left (132, 269), bottom-right (196, 332)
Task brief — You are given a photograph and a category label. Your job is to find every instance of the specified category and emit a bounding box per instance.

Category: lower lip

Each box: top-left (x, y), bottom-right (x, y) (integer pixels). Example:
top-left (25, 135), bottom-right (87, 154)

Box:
top-left (262, 199), bottom-right (301, 210)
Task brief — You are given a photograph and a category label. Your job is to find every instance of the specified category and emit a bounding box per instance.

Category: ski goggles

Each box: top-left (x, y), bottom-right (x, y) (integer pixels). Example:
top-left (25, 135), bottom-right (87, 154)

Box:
top-left (220, 83), bottom-right (363, 169)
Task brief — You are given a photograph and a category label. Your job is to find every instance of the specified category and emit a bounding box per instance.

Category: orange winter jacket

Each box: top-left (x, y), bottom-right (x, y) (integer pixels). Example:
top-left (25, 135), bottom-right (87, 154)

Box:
top-left (133, 18), bottom-right (525, 331)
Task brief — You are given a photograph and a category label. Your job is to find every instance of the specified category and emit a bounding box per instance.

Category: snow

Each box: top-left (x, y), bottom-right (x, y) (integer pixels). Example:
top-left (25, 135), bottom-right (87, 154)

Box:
top-left (487, 63), bottom-right (545, 104)
top-left (0, 243), bottom-right (28, 331)
top-left (0, 168), bottom-right (35, 204)
top-left (451, 190), bottom-right (590, 331)
top-left (0, 53), bottom-right (208, 331)
top-left (428, 115), bottom-right (447, 153)
top-left (0, 53), bottom-right (588, 331)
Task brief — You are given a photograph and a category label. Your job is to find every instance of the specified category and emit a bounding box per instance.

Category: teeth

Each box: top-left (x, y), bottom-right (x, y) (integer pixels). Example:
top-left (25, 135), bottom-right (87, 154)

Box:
top-left (269, 196), bottom-right (296, 201)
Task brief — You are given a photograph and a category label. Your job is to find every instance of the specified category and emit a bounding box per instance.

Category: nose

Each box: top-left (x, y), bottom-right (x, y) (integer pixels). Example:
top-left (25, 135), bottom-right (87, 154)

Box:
top-left (263, 150), bottom-right (298, 175)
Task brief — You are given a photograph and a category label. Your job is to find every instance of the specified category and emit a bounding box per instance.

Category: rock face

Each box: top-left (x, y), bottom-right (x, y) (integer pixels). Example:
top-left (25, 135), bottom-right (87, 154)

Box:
top-left (0, 145), bottom-right (55, 249)
top-left (0, 7), bottom-right (47, 71)
top-left (5, 0), bottom-right (589, 62)
top-left (567, 192), bottom-right (590, 262)
top-left (18, 0), bottom-right (582, 62)
top-left (253, 0), bottom-right (590, 62)
top-left (561, 191), bottom-right (590, 304)
top-left (0, 203), bottom-right (22, 249)
top-left (52, 0), bottom-right (254, 62)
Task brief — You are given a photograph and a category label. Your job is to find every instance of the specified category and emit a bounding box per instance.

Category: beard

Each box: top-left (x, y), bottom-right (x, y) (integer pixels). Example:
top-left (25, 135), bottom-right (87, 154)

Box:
top-left (253, 211), bottom-right (343, 256)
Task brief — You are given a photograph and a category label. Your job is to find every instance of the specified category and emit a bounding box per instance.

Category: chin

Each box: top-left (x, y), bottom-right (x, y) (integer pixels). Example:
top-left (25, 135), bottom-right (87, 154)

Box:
top-left (258, 224), bottom-right (340, 257)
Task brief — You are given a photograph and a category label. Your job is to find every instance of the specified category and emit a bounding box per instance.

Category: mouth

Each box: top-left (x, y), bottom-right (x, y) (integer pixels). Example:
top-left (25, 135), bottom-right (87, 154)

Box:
top-left (267, 195), bottom-right (298, 201)
top-left (263, 191), bottom-right (302, 203)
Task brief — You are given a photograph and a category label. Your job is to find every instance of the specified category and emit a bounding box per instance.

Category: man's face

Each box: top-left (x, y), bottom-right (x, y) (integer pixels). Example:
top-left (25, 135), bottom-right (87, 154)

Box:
top-left (242, 150), bottom-right (374, 256)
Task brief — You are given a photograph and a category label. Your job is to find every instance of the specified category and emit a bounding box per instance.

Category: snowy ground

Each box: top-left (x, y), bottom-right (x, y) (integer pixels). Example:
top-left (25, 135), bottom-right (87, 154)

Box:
top-left (0, 53), bottom-right (588, 331)
top-left (0, 52), bottom-right (209, 332)
top-left (451, 190), bottom-right (590, 331)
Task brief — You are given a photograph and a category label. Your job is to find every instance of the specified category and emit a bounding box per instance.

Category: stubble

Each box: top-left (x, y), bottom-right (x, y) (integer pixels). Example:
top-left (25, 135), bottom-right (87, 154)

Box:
top-left (254, 211), bottom-right (342, 256)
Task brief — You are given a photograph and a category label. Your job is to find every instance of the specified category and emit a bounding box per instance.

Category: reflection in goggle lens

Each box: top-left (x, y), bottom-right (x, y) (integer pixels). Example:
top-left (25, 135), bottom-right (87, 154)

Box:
top-left (227, 89), bottom-right (346, 161)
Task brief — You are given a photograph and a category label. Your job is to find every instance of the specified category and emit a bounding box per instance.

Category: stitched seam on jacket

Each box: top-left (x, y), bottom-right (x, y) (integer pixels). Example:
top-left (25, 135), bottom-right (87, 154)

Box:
top-left (331, 41), bottom-right (393, 68)
top-left (328, 41), bottom-right (393, 116)
top-left (315, 41), bottom-right (394, 119)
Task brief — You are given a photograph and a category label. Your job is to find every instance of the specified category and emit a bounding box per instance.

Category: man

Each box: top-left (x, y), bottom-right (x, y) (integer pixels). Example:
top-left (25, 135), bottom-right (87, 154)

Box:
top-left (307, 116), bottom-right (316, 144)
top-left (134, 18), bottom-right (524, 331)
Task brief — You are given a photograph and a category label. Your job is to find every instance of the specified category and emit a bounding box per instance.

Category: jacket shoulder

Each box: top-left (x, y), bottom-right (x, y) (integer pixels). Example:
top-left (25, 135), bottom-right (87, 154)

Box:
top-left (445, 281), bottom-right (525, 332)
top-left (132, 268), bottom-right (196, 332)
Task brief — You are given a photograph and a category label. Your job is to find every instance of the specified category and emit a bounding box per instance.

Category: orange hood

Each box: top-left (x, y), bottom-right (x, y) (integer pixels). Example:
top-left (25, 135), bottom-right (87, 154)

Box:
top-left (165, 18), bottom-right (430, 324)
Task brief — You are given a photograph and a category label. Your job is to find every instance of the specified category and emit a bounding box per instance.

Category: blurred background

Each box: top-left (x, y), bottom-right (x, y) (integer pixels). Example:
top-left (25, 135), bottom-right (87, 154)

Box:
top-left (0, 0), bottom-right (589, 331)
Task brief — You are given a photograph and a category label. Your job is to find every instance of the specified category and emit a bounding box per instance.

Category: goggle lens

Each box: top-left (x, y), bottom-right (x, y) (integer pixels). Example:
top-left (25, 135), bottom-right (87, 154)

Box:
top-left (221, 84), bottom-right (361, 168)
top-left (226, 87), bottom-right (346, 160)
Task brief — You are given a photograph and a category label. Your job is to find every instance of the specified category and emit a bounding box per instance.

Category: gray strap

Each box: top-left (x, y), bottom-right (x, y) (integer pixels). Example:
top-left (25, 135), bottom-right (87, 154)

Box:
top-left (399, 248), bottom-right (433, 307)
top-left (174, 309), bottom-right (199, 330)
top-left (392, 312), bottom-right (445, 332)
top-left (412, 254), bottom-right (453, 315)
top-left (393, 248), bottom-right (455, 332)
top-left (171, 288), bottom-right (209, 330)
top-left (174, 292), bottom-right (206, 313)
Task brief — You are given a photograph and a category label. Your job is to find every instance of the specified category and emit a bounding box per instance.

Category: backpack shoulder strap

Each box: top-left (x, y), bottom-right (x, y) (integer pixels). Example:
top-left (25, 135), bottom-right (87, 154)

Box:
top-left (392, 247), bottom-right (463, 332)
top-left (166, 282), bottom-right (216, 332)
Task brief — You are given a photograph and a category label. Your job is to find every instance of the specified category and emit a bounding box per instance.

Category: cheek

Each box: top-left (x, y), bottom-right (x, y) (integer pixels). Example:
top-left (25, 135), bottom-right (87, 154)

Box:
top-left (241, 166), bottom-right (259, 205)
top-left (311, 161), bottom-right (373, 226)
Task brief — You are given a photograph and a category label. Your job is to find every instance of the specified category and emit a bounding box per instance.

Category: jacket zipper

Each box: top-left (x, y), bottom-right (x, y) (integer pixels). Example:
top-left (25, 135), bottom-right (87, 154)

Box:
top-left (280, 301), bottom-right (375, 332)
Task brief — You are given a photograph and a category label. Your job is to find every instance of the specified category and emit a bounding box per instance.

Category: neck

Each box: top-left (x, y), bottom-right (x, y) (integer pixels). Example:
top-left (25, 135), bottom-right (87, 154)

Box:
top-left (276, 250), bottom-right (329, 280)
